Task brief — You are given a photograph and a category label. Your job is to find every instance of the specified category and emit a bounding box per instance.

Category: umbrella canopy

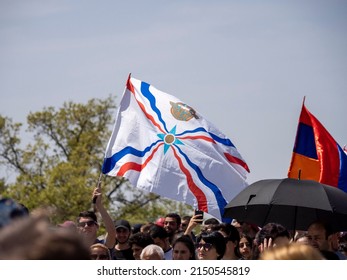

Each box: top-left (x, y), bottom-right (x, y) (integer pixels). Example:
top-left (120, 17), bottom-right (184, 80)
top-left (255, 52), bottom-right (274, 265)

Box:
top-left (223, 178), bottom-right (347, 232)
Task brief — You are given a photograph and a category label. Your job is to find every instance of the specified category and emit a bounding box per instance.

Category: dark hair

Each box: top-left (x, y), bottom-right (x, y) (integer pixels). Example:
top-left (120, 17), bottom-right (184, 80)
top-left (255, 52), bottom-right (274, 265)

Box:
top-left (204, 218), bottom-right (220, 226)
top-left (215, 223), bottom-right (240, 243)
top-left (165, 213), bottom-right (181, 227)
top-left (172, 235), bottom-right (196, 260)
top-left (197, 231), bottom-right (226, 260)
top-left (149, 225), bottom-right (169, 239)
top-left (308, 221), bottom-right (334, 239)
top-left (252, 223), bottom-right (290, 260)
top-left (77, 211), bottom-right (97, 223)
top-left (129, 232), bottom-right (154, 248)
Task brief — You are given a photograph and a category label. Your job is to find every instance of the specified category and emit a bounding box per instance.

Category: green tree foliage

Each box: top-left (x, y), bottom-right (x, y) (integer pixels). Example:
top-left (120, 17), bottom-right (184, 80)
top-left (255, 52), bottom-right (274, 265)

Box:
top-left (0, 96), bottom-right (193, 225)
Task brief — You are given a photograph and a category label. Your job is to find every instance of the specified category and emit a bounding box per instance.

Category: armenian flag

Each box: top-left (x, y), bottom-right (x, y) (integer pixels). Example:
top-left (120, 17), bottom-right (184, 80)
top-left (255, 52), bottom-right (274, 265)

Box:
top-left (288, 102), bottom-right (347, 193)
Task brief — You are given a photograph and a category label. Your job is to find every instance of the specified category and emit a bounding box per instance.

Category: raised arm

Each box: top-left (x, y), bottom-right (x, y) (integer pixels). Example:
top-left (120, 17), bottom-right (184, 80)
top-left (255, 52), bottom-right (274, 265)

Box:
top-left (93, 181), bottom-right (116, 249)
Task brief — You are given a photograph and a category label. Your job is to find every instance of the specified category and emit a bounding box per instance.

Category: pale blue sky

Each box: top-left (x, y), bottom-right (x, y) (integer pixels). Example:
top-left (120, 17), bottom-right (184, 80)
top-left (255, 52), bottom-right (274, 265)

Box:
top-left (1, 0), bottom-right (346, 185)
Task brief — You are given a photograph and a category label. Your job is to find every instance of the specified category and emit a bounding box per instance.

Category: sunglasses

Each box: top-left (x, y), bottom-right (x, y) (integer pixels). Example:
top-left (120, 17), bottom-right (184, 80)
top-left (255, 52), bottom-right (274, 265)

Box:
top-left (90, 254), bottom-right (109, 260)
top-left (196, 243), bottom-right (213, 251)
top-left (78, 221), bottom-right (96, 227)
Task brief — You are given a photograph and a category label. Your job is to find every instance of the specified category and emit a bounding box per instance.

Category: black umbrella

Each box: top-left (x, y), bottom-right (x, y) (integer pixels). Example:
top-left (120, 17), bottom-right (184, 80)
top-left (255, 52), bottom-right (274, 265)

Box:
top-left (223, 178), bottom-right (347, 232)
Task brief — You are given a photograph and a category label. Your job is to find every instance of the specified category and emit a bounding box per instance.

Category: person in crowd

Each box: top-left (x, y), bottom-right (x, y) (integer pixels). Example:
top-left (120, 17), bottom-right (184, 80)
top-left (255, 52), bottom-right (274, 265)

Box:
top-left (155, 217), bottom-right (165, 227)
top-left (180, 215), bottom-right (192, 233)
top-left (238, 233), bottom-right (253, 260)
top-left (259, 242), bottom-right (325, 260)
top-left (201, 218), bottom-right (220, 234)
top-left (172, 234), bottom-right (196, 260)
top-left (0, 213), bottom-right (90, 259)
top-left (183, 212), bottom-right (204, 240)
top-left (306, 221), bottom-right (340, 260)
top-left (338, 232), bottom-right (347, 257)
top-left (164, 213), bottom-right (181, 244)
top-left (77, 184), bottom-right (116, 250)
top-left (58, 220), bottom-right (77, 232)
top-left (295, 235), bottom-right (309, 245)
top-left (214, 223), bottom-right (241, 260)
top-left (252, 222), bottom-right (291, 260)
top-left (0, 197), bottom-right (29, 230)
top-left (128, 232), bottom-right (154, 260)
top-left (328, 231), bottom-right (346, 260)
top-left (140, 222), bottom-right (154, 234)
top-left (196, 231), bottom-right (226, 260)
top-left (113, 219), bottom-right (134, 260)
top-left (90, 243), bottom-right (111, 260)
top-left (132, 223), bottom-right (143, 234)
top-left (140, 244), bottom-right (165, 260)
top-left (231, 219), bottom-right (259, 239)
top-left (149, 224), bottom-right (173, 260)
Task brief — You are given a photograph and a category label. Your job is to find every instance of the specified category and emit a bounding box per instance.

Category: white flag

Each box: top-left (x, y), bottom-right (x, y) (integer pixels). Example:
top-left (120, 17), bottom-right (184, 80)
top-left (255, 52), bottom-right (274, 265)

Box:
top-left (102, 75), bottom-right (250, 220)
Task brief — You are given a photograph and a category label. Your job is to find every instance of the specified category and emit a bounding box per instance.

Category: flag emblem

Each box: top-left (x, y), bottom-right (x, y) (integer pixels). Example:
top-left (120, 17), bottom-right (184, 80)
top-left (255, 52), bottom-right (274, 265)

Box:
top-left (170, 102), bottom-right (199, 121)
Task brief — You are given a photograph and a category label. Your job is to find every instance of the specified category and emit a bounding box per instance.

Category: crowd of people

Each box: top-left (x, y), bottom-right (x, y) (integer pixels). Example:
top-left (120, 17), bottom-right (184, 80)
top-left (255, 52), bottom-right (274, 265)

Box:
top-left (0, 184), bottom-right (346, 260)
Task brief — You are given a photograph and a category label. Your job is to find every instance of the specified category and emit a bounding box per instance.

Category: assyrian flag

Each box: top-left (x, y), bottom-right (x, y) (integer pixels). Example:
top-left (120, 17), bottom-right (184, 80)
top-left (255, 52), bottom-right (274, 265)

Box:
top-left (102, 75), bottom-right (250, 220)
top-left (288, 102), bottom-right (347, 193)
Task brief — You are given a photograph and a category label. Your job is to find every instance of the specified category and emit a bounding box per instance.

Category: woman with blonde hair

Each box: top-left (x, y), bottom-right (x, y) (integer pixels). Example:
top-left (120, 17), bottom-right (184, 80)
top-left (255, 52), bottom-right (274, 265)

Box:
top-left (260, 243), bottom-right (325, 260)
top-left (90, 243), bottom-right (111, 260)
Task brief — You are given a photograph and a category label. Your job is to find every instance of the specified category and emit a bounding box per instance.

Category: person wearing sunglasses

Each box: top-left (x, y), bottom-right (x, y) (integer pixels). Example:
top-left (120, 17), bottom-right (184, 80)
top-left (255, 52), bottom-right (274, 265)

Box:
top-left (76, 183), bottom-right (116, 251)
top-left (196, 231), bottom-right (226, 260)
top-left (90, 243), bottom-right (111, 260)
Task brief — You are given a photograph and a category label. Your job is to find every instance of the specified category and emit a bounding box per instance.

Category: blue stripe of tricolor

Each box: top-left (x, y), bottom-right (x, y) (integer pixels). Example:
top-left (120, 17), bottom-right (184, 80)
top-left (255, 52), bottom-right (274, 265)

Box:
top-left (337, 145), bottom-right (347, 192)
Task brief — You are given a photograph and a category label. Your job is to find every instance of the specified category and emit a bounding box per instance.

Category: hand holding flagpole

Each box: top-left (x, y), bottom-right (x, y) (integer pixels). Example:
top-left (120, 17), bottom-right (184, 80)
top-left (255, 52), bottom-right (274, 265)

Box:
top-left (92, 173), bottom-right (103, 205)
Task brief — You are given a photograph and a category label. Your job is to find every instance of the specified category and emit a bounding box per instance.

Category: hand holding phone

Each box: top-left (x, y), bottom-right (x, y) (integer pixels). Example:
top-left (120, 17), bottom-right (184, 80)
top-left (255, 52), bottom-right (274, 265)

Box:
top-left (194, 209), bottom-right (204, 224)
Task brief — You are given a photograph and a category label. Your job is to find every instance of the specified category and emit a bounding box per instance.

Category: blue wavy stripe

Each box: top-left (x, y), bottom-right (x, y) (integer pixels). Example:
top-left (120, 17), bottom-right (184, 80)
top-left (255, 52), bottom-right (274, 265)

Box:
top-left (140, 82), bottom-right (169, 133)
top-left (102, 140), bottom-right (162, 174)
top-left (337, 145), bottom-right (347, 193)
top-left (177, 127), bottom-right (235, 148)
top-left (175, 145), bottom-right (228, 219)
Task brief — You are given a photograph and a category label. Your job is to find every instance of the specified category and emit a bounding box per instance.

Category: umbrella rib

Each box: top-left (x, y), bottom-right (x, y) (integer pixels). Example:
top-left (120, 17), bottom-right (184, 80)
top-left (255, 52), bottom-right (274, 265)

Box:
top-left (262, 204), bottom-right (273, 227)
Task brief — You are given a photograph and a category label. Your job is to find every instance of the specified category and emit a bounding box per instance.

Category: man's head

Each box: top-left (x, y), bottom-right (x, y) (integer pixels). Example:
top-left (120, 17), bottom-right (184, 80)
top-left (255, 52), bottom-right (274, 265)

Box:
top-left (307, 221), bottom-right (332, 251)
top-left (128, 232), bottom-right (154, 260)
top-left (77, 211), bottom-right (99, 240)
top-left (164, 213), bottom-right (181, 237)
top-left (180, 216), bottom-right (191, 232)
top-left (140, 244), bottom-right (164, 260)
top-left (114, 219), bottom-right (131, 245)
top-left (149, 225), bottom-right (171, 252)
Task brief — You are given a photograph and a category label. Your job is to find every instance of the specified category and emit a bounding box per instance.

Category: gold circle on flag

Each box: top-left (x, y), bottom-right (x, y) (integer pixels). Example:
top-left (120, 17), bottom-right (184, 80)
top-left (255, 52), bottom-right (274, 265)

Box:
top-left (164, 134), bottom-right (175, 144)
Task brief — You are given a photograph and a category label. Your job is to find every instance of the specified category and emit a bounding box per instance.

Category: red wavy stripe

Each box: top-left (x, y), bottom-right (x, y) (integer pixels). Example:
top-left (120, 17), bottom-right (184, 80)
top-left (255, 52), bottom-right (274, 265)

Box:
top-left (224, 153), bottom-right (250, 173)
top-left (177, 135), bottom-right (216, 143)
top-left (127, 78), bottom-right (166, 134)
top-left (117, 143), bottom-right (163, 177)
top-left (172, 147), bottom-right (208, 212)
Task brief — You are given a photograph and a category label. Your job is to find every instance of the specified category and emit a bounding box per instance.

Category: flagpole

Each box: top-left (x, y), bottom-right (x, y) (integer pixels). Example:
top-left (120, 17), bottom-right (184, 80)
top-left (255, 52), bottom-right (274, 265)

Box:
top-left (92, 172), bottom-right (103, 209)
top-left (302, 96), bottom-right (306, 107)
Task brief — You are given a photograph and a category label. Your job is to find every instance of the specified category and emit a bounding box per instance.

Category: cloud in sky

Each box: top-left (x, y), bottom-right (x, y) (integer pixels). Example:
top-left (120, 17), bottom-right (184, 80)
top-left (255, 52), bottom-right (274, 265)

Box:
top-left (1, 0), bottom-right (346, 184)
